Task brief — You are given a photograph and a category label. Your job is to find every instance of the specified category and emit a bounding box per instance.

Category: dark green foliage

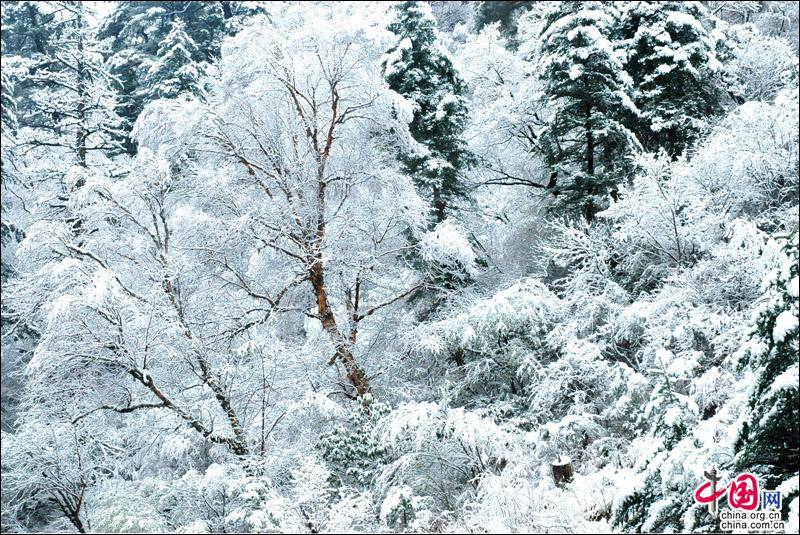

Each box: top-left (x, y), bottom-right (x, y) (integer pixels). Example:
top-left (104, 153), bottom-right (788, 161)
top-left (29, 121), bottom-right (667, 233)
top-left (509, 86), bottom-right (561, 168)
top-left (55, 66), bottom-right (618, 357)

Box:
top-left (1, 71), bottom-right (17, 134)
top-left (99, 1), bottom-right (264, 141)
top-left (99, 1), bottom-right (226, 62)
top-left (538, 1), bottom-right (640, 221)
top-left (612, 468), bottom-right (676, 533)
top-left (616, 2), bottom-right (725, 156)
top-left (735, 232), bottom-right (799, 515)
top-left (98, 1), bottom-right (223, 128)
top-left (611, 436), bottom-right (721, 533)
top-left (383, 1), bottom-right (474, 226)
top-left (0, 1), bottom-right (57, 57)
top-left (318, 398), bottom-right (390, 486)
top-left (1, 2), bottom-right (62, 127)
top-left (473, 1), bottom-right (533, 41)
top-left (144, 20), bottom-right (205, 100)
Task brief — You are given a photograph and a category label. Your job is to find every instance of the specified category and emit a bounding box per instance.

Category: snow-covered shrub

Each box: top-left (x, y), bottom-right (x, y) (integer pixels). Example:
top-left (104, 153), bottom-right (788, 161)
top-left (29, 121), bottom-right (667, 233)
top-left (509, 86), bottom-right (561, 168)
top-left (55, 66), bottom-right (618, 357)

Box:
top-left (720, 23), bottom-right (798, 102)
top-left (530, 340), bottom-right (647, 469)
top-left (676, 219), bottom-right (785, 309)
top-left (380, 484), bottom-right (435, 532)
top-left (455, 462), bottom-right (621, 533)
top-left (418, 219), bottom-right (481, 284)
top-left (375, 400), bottom-right (519, 516)
top-left (609, 231), bottom-right (796, 532)
top-left (409, 277), bottom-right (563, 409)
top-left (611, 369), bottom-right (753, 533)
top-left (687, 86), bottom-right (799, 231)
top-left (318, 396), bottom-right (391, 486)
top-left (89, 480), bottom-right (170, 534)
top-left (734, 232), bottom-right (799, 512)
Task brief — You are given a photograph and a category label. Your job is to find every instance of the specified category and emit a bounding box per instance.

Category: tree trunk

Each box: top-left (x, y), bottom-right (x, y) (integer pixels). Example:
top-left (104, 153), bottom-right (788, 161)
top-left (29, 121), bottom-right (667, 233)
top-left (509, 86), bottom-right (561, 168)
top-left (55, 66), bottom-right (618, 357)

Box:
top-left (584, 103), bottom-right (596, 222)
top-left (585, 104), bottom-right (594, 177)
top-left (551, 456), bottom-right (574, 486)
top-left (309, 259), bottom-right (370, 396)
top-left (70, 512), bottom-right (86, 534)
top-left (161, 272), bottom-right (250, 455)
top-left (433, 188), bottom-right (446, 224)
top-left (75, 10), bottom-right (87, 169)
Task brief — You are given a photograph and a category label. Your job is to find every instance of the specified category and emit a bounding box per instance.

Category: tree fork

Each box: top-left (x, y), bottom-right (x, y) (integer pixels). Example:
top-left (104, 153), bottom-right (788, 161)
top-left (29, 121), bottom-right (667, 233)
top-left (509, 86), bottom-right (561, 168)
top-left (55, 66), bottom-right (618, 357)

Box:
top-left (310, 260), bottom-right (371, 396)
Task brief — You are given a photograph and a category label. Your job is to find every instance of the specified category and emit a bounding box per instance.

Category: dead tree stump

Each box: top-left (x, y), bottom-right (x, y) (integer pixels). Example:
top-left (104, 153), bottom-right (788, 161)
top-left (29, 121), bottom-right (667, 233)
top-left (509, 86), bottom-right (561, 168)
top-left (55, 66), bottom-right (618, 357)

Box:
top-left (552, 455), bottom-right (574, 486)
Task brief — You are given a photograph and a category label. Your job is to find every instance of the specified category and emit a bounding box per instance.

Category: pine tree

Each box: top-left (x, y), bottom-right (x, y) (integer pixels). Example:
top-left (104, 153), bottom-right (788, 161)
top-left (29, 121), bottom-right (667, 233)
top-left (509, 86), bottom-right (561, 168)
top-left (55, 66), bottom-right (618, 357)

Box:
top-left (28, 2), bottom-right (125, 168)
top-left (143, 20), bottom-right (206, 101)
top-left (734, 232), bottom-right (799, 514)
top-left (0, 1), bottom-right (57, 58)
top-left (616, 1), bottom-right (725, 156)
top-left (538, 1), bottom-right (641, 222)
top-left (1, 1), bottom-right (61, 128)
top-left (1, 71), bottom-right (17, 137)
top-left (474, 1), bottom-right (534, 42)
top-left (383, 1), bottom-right (474, 226)
top-left (99, 1), bottom-right (223, 141)
top-left (99, 1), bottom-right (263, 143)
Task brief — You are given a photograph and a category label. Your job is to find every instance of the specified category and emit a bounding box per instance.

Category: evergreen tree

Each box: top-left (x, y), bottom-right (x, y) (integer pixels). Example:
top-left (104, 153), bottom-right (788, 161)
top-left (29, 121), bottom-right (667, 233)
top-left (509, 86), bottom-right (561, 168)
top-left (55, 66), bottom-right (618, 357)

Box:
top-left (617, 1), bottom-right (725, 156)
top-left (28, 1), bottom-right (125, 168)
top-left (474, 1), bottom-right (534, 42)
top-left (383, 1), bottom-right (474, 226)
top-left (1, 71), bottom-right (17, 138)
top-left (99, 1), bottom-right (264, 143)
top-left (1, 1), bottom-right (61, 128)
top-left (537, 1), bottom-right (641, 222)
top-left (143, 20), bottom-right (206, 101)
top-left (734, 232), bottom-right (799, 515)
top-left (0, 1), bottom-right (57, 58)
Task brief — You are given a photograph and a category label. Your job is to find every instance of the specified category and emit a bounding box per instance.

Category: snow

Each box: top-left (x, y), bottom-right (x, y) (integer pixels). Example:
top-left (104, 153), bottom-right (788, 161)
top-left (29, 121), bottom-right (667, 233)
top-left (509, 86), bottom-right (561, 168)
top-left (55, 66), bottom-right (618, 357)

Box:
top-left (773, 310), bottom-right (799, 343)
top-left (568, 25), bottom-right (603, 44)
top-left (666, 11), bottom-right (706, 34)
top-left (380, 485), bottom-right (414, 522)
top-left (787, 496), bottom-right (800, 535)
top-left (789, 276), bottom-right (799, 298)
top-left (382, 37), bottom-right (412, 78)
top-left (434, 93), bottom-right (459, 120)
top-left (769, 364), bottom-right (799, 395)
top-left (569, 64), bottom-right (584, 80)
top-left (2, 3), bottom-right (799, 535)
top-left (419, 220), bottom-right (478, 276)
top-left (85, 268), bottom-right (116, 303)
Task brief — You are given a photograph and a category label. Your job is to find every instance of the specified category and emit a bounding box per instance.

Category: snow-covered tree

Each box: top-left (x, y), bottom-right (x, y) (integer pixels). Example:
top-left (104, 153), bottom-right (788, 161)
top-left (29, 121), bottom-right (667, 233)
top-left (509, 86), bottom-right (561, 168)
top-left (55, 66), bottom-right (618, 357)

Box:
top-left (537, 1), bottom-right (641, 222)
top-left (99, 1), bottom-right (261, 141)
top-left (12, 2), bottom-right (125, 169)
top-left (718, 22), bottom-right (798, 103)
top-left (0, 1), bottom-right (60, 125)
top-left (5, 7), bottom-right (424, 490)
top-left (734, 232), bottom-right (799, 513)
top-left (1, 2), bottom-right (799, 534)
top-left (383, 1), bottom-right (474, 225)
top-left (616, 1), bottom-right (725, 156)
top-left (143, 20), bottom-right (207, 101)
top-left (1, 418), bottom-right (108, 533)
